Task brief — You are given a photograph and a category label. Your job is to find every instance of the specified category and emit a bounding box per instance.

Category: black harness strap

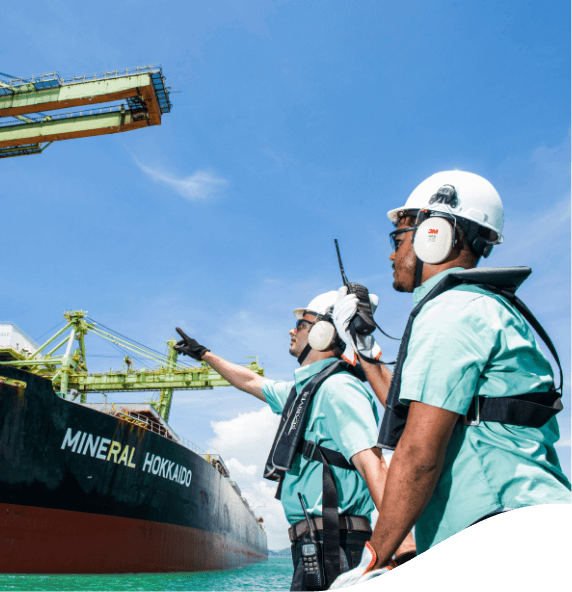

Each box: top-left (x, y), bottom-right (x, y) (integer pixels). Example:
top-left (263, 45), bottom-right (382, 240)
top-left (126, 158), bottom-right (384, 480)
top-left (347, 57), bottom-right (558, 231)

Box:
top-left (378, 267), bottom-right (564, 450)
top-left (264, 361), bottom-right (365, 588)
top-left (299, 439), bottom-right (354, 587)
top-left (465, 390), bottom-right (563, 428)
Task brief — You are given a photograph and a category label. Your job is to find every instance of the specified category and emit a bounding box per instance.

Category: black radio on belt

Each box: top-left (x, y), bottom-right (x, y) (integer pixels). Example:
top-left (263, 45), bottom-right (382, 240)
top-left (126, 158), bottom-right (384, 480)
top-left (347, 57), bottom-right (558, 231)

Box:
top-left (297, 493), bottom-right (325, 591)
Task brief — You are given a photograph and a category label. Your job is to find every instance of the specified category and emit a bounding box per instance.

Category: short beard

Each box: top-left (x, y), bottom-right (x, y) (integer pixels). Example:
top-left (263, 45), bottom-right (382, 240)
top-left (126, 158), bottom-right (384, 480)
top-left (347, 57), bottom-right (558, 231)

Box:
top-left (392, 279), bottom-right (409, 292)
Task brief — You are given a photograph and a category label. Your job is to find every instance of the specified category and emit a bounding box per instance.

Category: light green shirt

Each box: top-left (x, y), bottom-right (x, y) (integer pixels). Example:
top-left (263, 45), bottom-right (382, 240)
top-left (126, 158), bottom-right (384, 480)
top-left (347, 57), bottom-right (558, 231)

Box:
top-left (262, 358), bottom-right (379, 525)
top-left (400, 268), bottom-right (571, 552)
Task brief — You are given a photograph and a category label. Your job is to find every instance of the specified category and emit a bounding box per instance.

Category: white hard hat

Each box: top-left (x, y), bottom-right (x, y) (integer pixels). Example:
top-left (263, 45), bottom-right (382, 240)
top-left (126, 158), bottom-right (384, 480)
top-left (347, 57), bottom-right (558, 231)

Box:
top-left (293, 291), bottom-right (339, 320)
top-left (293, 289), bottom-right (379, 319)
top-left (387, 170), bottom-right (504, 244)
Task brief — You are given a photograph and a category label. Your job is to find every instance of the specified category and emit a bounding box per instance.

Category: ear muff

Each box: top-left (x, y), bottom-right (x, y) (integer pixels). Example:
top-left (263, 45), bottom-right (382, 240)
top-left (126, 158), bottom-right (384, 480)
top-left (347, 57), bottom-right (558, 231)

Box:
top-left (471, 235), bottom-right (494, 258)
top-left (308, 321), bottom-right (336, 351)
top-left (413, 216), bottom-right (455, 264)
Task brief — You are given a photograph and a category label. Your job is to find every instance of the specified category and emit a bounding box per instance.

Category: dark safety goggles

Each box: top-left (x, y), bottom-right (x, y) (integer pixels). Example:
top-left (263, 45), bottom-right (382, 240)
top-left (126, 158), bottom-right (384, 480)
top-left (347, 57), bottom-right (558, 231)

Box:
top-left (295, 319), bottom-right (315, 331)
top-left (389, 226), bottom-right (416, 252)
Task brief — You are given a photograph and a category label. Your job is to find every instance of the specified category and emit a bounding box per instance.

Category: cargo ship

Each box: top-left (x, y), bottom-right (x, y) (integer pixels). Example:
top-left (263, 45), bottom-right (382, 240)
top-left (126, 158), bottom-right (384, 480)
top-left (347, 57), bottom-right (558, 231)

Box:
top-left (0, 313), bottom-right (268, 573)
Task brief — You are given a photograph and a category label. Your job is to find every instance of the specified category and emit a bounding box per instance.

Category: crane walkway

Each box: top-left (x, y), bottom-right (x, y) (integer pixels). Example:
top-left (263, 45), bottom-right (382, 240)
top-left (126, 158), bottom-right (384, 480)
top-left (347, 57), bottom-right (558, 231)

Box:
top-left (0, 65), bottom-right (172, 157)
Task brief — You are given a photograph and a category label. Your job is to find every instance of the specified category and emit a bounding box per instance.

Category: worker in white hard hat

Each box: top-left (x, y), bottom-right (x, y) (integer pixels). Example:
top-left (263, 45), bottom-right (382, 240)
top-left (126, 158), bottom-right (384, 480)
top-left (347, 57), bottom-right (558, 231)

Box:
top-left (329, 170), bottom-right (571, 587)
top-left (174, 289), bottom-right (415, 590)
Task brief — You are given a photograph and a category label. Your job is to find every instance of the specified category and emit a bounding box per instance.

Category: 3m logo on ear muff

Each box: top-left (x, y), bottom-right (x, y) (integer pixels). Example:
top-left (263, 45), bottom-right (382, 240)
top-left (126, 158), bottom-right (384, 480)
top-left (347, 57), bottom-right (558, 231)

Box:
top-left (413, 216), bottom-right (455, 264)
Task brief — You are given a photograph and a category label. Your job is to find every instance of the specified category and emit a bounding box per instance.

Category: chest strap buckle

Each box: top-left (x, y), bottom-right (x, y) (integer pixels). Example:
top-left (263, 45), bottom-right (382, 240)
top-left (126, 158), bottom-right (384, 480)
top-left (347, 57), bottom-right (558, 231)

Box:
top-left (302, 439), bottom-right (318, 461)
top-left (463, 396), bottom-right (481, 426)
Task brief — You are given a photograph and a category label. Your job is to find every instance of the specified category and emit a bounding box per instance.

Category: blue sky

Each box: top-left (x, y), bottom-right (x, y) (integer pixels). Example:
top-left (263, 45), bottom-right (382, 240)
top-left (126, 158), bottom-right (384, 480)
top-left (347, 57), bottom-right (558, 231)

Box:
top-left (2, 0), bottom-right (570, 549)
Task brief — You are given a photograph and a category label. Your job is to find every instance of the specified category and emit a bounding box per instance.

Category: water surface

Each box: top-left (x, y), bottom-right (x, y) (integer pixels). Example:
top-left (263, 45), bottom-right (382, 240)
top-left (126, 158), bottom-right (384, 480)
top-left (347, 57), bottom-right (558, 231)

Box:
top-left (0, 557), bottom-right (293, 591)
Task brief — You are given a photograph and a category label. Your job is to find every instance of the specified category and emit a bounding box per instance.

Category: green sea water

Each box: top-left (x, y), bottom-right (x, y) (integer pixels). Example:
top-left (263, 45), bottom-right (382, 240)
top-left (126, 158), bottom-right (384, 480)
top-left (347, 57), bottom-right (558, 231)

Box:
top-left (0, 557), bottom-right (293, 591)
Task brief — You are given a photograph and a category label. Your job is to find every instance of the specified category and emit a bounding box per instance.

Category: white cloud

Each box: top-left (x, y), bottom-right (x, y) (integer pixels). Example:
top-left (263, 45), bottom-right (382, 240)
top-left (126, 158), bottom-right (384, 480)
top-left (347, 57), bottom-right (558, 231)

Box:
top-left (210, 406), bottom-right (280, 468)
top-left (134, 159), bottom-right (228, 202)
top-left (209, 407), bottom-right (292, 550)
top-left (225, 457), bottom-right (258, 477)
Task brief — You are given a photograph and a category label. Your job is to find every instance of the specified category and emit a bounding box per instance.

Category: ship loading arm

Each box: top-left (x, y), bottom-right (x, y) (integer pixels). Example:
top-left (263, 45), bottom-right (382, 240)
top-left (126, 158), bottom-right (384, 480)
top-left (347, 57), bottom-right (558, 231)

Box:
top-left (0, 310), bottom-right (263, 424)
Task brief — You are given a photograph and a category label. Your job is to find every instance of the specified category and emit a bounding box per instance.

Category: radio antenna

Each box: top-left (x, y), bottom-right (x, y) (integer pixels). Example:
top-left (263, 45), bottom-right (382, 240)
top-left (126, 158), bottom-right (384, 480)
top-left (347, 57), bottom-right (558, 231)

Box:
top-left (334, 239), bottom-right (349, 288)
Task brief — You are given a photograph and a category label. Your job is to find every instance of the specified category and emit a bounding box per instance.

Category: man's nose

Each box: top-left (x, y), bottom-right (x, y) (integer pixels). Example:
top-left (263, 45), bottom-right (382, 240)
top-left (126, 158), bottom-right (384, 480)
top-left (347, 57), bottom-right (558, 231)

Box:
top-left (389, 251), bottom-right (396, 262)
top-left (289, 328), bottom-right (296, 337)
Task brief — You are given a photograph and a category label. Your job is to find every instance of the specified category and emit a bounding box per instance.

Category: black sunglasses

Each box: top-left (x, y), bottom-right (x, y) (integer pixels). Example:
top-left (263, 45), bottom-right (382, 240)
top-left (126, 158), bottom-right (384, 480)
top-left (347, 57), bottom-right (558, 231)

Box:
top-left (389, 226), bottom-right (416, 252)
top-left (295, 319), bottom-right (315, 331)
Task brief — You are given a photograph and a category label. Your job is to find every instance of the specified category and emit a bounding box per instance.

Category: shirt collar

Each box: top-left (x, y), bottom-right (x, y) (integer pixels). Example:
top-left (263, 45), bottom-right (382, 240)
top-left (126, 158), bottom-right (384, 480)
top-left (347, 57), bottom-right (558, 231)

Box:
top-left (294, 357), bottom-right (338, 386)
top-left (412, 267), bottom-right (466, 306)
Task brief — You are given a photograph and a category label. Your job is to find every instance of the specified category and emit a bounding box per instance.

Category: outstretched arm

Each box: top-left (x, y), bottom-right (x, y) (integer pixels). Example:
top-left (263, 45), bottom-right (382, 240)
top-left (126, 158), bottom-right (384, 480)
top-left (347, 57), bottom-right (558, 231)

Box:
top-left (202, 351), bottom-right (266, 401)
top-left (175, 327), bottom-right (266, 401)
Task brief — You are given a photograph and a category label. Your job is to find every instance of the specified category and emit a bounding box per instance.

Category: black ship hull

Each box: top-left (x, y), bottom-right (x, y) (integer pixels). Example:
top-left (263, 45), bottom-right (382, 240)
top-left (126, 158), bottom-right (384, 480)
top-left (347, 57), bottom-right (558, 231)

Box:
top-left (0, 366), bottom-right (267, 573)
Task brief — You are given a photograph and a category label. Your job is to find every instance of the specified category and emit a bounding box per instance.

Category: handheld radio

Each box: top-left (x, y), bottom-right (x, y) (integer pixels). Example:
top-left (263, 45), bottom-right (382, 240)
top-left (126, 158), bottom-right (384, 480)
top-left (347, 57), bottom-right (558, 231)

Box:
top-left (297, 493), bottom-right (325, 591)
top-left (334, 239), bottom-right (376, 335)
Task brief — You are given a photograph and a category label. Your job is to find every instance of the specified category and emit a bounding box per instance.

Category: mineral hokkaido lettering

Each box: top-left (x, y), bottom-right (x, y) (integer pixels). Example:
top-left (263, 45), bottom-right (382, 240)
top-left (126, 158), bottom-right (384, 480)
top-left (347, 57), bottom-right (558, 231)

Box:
top-left (61, 427), bottom-right (136, 468)
top-left (60, 427), bottom-right (192, 487)
top-left (143, 452), bottom-right (192, 487)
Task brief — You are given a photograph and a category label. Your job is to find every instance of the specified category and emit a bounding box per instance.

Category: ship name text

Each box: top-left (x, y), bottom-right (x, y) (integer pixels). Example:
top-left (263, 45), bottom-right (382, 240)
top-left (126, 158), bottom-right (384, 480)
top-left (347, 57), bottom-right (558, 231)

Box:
top-left (142, 453), bottom-right (192, 487)
top-left (61, 428), bottom-right (137, 468)
top-left (60, 428), bottom-right (192, 487)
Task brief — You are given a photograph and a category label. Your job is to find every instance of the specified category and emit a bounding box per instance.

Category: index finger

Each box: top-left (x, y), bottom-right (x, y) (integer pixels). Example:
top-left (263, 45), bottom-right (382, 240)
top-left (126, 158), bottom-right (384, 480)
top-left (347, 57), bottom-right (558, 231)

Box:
top-left (176, 327), bottom-right (189, 340)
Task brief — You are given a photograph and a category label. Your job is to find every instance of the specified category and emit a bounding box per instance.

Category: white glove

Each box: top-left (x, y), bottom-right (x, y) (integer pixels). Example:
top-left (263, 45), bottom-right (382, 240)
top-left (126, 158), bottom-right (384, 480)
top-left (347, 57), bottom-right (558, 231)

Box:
top-left (333, 287), bottom-right (359, 365)
top-left (333, 287), bottom-right (382, 365)
top-left (329, 542), bottom-right (392, 589)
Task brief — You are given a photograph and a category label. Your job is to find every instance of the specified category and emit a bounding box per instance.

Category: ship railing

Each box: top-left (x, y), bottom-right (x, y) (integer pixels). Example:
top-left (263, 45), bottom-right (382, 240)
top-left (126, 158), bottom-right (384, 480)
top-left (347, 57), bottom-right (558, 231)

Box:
top-left (111, 405), bottom-right (173, 439)
top-left (109, 406), bottom-right (207, 455)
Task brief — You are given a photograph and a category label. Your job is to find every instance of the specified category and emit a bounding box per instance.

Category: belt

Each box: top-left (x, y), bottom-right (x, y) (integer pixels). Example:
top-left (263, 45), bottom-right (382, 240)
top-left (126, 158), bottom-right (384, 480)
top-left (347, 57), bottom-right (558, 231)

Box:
top-left (288, 514), bottom-right (371, 543)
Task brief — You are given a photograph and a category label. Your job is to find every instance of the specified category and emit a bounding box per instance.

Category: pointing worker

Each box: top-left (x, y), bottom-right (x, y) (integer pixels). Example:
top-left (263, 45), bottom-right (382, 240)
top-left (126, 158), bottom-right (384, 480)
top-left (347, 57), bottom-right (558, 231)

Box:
top-left (174, 289), bottom-right (415, 590)
top-left (329, 170), bottom-right (571, 587)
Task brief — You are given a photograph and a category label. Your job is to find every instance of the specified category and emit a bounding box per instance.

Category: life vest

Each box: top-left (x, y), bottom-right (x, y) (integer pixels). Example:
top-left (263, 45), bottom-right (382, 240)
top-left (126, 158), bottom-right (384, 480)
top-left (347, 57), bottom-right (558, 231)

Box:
top-left (377, 267), bottom-right (563, 451)
top-left (263, 359), bottom-right (365, 586)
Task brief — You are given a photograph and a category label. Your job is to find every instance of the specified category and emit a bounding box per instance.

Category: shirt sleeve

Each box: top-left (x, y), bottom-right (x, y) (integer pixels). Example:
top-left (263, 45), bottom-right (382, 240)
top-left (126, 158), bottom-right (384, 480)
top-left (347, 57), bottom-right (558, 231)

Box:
top-left (400, 290), bottom-right (496, 414)
top-left (319, 374), bottom-right (379, 462)
top-left (261, 378), bottom-right (295, 415)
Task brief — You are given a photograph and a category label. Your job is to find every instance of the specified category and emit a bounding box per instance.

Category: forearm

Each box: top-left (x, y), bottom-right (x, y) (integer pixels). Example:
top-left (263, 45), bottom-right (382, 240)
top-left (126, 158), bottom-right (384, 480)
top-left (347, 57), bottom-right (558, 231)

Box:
top-left (360, 359), bottom-right (392, 407)
top-left (202, 352), bottom-right (266, 401)
top-left (353, 448), bottom-right (416, 557)
top-left (369, 444), bottom-right (442, 568)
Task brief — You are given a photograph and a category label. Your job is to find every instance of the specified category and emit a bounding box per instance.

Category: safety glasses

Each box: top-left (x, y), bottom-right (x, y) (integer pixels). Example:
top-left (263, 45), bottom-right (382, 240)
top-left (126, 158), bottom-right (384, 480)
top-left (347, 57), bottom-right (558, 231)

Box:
top-left (295, 319), bottom-right (314, 332)
top-left (389, 226), bottom-right (416, 252)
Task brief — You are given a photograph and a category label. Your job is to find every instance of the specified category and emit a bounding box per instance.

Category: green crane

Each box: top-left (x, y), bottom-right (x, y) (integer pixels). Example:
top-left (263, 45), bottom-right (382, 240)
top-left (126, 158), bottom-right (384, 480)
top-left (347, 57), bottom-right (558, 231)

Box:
top-left (0, 65), bottom-right (172, 158)
top-left (0, 310), bottom-right (263, 423)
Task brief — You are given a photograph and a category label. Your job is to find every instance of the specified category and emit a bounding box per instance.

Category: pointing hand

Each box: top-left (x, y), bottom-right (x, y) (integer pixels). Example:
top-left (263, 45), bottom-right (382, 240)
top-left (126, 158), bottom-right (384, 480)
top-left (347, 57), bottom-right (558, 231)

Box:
top-left (174, 328), bottom-right (210, 361)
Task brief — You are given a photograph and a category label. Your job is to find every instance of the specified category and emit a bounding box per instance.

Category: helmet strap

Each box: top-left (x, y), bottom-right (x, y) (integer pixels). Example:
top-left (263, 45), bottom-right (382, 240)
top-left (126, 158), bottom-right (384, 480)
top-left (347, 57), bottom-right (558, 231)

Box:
top-left (297, 343), bottom-right (312, 365)
top-left (414, 257), bottom-right (424, 289)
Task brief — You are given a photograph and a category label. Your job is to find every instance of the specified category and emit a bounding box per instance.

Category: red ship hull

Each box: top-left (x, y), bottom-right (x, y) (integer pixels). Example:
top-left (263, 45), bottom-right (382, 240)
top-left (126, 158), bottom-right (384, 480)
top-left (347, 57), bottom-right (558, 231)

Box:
top-left (0, 365), bottom-right (267, 573)
top-left (1, 503), bottom-right (265, 574)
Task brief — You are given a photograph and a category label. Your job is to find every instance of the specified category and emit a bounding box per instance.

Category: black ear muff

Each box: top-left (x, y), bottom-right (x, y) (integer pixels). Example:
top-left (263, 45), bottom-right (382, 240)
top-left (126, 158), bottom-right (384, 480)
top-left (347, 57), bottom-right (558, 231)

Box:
top-left (471, 235), bottom-right (494, 258)
top-left (413, 216), bottom-right (455, 264)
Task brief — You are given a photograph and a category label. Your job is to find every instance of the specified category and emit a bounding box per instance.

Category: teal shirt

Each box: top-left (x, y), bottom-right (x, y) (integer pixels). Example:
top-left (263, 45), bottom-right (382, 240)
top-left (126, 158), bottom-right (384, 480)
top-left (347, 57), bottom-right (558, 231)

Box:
top-left (400, 268), bottom-right (571, 552)
top-left (262, 358), bottom-right (380, 525)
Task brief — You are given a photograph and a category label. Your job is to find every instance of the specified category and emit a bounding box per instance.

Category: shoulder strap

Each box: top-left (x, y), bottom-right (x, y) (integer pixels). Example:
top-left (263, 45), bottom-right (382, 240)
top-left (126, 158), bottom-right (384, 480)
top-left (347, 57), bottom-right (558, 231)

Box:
top-left (265, 360), bottom-right (354, 481)
top-left (378, 269), bottom-right (563, 450)
top-left (477, 284), bottom-right (563, 393)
